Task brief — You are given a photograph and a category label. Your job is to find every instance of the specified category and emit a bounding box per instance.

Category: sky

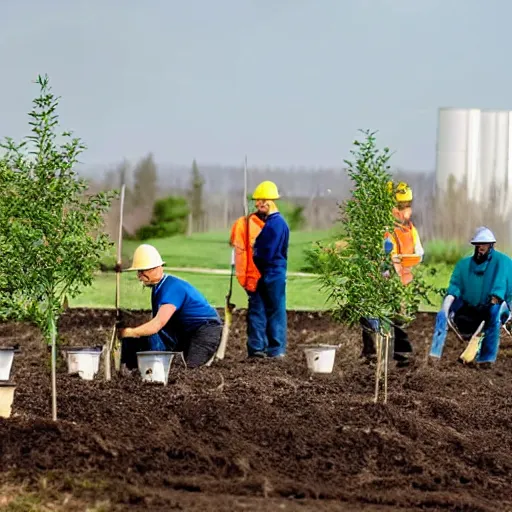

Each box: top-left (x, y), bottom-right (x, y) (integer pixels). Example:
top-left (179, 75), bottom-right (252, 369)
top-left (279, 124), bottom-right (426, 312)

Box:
top-left (0, 0), bottom-right (510, 172)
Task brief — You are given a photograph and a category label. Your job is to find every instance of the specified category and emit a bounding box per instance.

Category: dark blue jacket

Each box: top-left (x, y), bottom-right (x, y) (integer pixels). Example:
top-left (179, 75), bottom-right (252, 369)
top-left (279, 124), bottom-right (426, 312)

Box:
top-left (253, 212), bottom-right (289, 276)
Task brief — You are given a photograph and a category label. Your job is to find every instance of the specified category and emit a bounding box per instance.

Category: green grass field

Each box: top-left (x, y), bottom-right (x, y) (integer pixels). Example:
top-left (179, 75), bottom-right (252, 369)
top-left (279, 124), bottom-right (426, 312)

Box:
top-left (71, 271), bottom-right (332, 310)
top-left (73, 229), bottom-right (455, 312)
top-left (103, 229), bottom-right (339, 272)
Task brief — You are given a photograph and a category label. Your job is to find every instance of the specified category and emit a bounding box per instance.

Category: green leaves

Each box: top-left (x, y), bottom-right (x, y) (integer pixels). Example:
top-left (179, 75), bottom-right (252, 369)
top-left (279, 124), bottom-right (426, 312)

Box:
top-left (314, 130), bottom-right (441, 330)
top-left (0, 74), bottom-right (117, 339)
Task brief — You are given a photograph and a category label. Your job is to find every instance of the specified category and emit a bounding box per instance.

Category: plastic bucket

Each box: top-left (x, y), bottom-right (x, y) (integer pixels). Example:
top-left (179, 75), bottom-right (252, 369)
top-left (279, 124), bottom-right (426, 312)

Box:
top-left (0, 348), bottom-right (15, 381)
top-left (0, 383), bottom-right (16, 418)
top-left (303, 345), bottom-right (337, 373)
top-left (137, 351), bottom-right (175, 385)
top-left (66, 347), bottom-right (102, 380)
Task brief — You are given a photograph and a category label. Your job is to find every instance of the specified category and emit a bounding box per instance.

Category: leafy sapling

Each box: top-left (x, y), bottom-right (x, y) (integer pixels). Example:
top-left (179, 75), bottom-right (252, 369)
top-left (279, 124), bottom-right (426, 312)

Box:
top-left (0, 75), bottom-right (117, 420)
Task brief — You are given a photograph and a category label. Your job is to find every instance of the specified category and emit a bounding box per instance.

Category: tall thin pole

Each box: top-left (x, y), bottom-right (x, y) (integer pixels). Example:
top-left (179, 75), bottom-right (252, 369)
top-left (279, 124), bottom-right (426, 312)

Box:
top-left (244, 155), bottom-right (248, 217)
top-left (105, 184), bottom-right (125, 380)
top-left (51, 317), bottom-right (57, 421)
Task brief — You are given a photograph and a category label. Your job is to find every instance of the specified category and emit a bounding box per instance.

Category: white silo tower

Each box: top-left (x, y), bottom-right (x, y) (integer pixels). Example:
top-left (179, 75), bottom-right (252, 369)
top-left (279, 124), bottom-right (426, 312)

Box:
top-left (479, 110), bottom-right (512, 216)
top-left (435, 108), bottom-right (482, 203)
top-left (436, 108), bottom-right (512, 213)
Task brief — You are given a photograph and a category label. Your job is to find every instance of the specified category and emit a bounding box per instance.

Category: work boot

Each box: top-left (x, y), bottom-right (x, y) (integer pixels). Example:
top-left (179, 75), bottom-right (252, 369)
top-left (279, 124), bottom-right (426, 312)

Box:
top-left (394, 352), bottom-right (410, 368)
top-left (248, 351), bottom-right (266, 359)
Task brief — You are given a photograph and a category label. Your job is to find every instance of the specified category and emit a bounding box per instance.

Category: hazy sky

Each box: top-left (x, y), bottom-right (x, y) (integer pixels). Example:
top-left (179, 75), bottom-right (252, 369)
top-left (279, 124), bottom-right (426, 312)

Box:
top-left (0, 0), bottom-right (509, 171)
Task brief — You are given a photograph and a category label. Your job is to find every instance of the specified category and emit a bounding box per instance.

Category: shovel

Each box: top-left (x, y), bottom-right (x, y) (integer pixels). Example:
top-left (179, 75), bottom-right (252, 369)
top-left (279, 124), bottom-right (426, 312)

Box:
top-left (105, 184), bottom-right (125, 380)
top-left (207, 249), bottom-right (236, 366)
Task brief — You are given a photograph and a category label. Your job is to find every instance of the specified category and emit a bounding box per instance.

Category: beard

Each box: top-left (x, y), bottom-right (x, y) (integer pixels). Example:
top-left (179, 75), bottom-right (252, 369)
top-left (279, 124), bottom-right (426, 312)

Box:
top-left (473, 247), bottom-right (490, 264)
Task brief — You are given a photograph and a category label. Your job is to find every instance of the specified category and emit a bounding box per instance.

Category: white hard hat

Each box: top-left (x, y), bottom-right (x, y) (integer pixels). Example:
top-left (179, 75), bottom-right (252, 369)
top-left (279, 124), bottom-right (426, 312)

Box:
top-left (470, 226), bottom-right (496, 245)
top-left (126, 244), bottom-right (165, 271)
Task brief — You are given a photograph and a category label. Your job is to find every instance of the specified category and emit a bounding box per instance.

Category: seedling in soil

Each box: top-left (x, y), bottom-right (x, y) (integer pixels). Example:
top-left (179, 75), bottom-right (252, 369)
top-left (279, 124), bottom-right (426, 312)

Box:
top-left (0, 75), bottom-right (117, 420)
top-left (311, 130), bottom-right (442, 401)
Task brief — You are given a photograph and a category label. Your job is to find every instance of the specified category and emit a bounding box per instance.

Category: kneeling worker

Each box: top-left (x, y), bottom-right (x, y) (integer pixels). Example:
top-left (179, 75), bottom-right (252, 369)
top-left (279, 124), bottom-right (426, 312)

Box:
top-left (430, 227), bottom-right (512, 365)
top-left (118, 244), bottom-right (222, 369)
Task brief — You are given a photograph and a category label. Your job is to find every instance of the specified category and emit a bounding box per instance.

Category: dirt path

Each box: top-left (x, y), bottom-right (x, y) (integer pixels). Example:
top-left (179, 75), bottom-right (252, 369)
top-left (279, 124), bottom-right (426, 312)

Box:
top-left (164, 266), bottom-right (317, 277)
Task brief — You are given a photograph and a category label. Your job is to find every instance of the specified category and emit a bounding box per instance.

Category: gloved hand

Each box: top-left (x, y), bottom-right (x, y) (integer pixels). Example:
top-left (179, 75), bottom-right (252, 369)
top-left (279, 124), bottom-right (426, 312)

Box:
top-left (384, 238), bottom-right (393, 255)
top-left (441, 295), bottom-right (455, 316)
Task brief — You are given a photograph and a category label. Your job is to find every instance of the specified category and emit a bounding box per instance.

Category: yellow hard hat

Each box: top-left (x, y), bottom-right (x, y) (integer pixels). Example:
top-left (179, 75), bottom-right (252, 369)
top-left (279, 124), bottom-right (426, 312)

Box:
top-left (388, 181), bottom-right (413, 202)
top-left (252, 180), bottom-right (280, 200)
top-left (126, 244), bottom-right (165, 271)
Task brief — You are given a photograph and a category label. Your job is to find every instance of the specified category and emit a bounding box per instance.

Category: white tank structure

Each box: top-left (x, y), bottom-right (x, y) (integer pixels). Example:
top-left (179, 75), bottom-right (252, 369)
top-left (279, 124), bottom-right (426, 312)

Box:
top-left (435, 107), bottom-right (512, 217)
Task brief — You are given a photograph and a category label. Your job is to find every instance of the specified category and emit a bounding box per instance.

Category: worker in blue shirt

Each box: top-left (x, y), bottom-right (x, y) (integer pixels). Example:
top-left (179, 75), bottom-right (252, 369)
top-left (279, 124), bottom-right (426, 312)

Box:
top-left (249, 181), bottom-right (290, 358)
top-left (117, 244), bottom-right (222, 369)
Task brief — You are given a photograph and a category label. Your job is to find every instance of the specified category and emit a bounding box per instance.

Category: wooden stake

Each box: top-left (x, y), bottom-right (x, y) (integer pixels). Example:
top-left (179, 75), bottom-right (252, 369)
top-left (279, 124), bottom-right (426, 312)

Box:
top-left (105, 184), bottom-right (125, 380)
top-left (50, 317), bottom-right (57, 421)
top-left (384, 333), bottom-right (389, 404)
top-left (374, 333), bottom-right (382, 403)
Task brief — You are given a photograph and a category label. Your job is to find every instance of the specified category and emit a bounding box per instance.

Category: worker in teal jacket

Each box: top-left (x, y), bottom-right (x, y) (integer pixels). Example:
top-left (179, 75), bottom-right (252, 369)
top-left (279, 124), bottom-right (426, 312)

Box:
top-left (249, 180), bottom-right (290, 359)
top-left (430, 227), bottom-right (512, 364)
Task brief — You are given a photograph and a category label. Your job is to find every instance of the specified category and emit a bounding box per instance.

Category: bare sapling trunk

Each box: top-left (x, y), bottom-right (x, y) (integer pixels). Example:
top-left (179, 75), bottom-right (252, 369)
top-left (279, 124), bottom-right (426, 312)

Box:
top-left (49, 314), bottom-right (58, 421)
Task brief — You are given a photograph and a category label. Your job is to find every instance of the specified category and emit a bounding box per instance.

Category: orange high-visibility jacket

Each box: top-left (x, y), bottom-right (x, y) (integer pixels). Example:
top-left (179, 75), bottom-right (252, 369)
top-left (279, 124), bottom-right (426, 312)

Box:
top-left (229, 213), bottom-right (265, 292)
top-left (385, 221), bottom-right (424, 286)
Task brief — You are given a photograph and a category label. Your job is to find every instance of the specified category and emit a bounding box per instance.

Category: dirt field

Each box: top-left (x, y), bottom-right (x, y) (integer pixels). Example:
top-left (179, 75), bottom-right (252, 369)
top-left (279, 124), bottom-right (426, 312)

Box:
top-left (1, 308), bottom-right (512, 511)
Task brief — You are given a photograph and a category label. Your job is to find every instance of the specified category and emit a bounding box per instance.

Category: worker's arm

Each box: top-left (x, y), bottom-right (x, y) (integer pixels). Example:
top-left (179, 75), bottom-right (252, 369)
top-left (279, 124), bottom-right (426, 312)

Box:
top-left (120, 304), bottom-right (176, 338)
top-left (446, 261), bottom-right (463, 299)
top-left (412, 226), bottom-right (425, 261)
top-left (489, 257), bottom-right (508, 303)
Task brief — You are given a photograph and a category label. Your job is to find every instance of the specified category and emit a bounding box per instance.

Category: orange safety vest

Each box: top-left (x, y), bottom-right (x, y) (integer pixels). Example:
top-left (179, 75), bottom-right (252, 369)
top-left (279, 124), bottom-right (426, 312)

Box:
top-left (229, 213), bottom-right (265, 292)
top-left (385, 221), bottom-right (423, 286)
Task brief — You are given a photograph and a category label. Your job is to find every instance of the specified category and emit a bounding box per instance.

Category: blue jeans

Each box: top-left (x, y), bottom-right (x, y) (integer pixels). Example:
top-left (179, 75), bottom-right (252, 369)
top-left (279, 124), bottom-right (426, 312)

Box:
top-left (120, 333), bottom-right (168, 369)
top-left (120, 320), bottom-right (222, 369)
top-left (247, 273), bottom-right (287, 357)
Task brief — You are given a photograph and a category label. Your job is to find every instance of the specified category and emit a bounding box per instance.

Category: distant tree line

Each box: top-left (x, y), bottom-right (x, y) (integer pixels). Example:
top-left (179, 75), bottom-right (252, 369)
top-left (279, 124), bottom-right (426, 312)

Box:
top-left (91, 155), bottom-right (307, 244)
top-left (85, 156), bottom-right (512, 249)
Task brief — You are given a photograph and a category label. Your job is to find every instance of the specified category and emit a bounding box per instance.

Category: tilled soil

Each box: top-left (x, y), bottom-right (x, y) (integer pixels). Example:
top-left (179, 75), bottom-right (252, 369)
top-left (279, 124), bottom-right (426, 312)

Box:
top-left (1, 308), bottom-right (512, 511)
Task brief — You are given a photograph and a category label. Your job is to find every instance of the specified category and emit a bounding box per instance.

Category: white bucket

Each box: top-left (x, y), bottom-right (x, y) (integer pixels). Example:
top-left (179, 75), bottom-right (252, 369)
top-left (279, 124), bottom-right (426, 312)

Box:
top-left (0, 383), bottom-right (16, 418)
top-left (303, 345), bottom-right (337, 374)
top-left (66, 347), bottom-right (102, 380)
top-left (137, 351), bottom-right (175, 385)
top-left (0, 348), bottom-right (15, 381)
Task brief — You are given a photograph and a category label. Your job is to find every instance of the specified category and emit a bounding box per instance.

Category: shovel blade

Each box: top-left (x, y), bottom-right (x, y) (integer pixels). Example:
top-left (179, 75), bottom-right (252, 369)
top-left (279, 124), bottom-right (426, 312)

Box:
top-left (113, 346), bottom-right (121, 372)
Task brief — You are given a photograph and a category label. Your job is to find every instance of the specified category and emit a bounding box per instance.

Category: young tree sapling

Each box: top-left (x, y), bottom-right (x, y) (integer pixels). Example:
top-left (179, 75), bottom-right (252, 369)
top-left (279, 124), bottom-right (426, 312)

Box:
top-left (0, 75), bottom-right (117, 420)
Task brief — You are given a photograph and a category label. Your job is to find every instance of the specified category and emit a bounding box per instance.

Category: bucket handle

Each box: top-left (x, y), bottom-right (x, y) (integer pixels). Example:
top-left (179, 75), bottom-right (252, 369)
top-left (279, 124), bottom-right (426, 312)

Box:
top-left (170, 351), bottom-right (187, 368)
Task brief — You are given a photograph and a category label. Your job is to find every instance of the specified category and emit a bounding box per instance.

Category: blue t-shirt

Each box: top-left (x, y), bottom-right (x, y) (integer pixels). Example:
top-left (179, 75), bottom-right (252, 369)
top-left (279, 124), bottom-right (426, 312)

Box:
top-left (151, 274), bottom-right (220, 344)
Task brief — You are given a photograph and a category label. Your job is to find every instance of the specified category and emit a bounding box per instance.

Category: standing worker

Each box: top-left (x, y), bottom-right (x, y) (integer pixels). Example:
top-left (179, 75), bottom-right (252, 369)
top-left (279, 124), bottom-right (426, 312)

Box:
top-left (245, 181), bottom-right (289, 358)
top-left (430, 227), bottom-right (512, 365)
top-left (117, 244), bottom-right (223, 370)
top-left (230, 202), bottom-right (266, 351)
top-left (360, 181), bottom-right (424, 365)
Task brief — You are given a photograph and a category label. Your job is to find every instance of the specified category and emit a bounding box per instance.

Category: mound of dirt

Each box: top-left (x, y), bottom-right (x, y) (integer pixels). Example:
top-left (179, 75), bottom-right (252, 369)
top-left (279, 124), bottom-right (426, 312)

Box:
top-left (1, 309), bottom-right (512, 511)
